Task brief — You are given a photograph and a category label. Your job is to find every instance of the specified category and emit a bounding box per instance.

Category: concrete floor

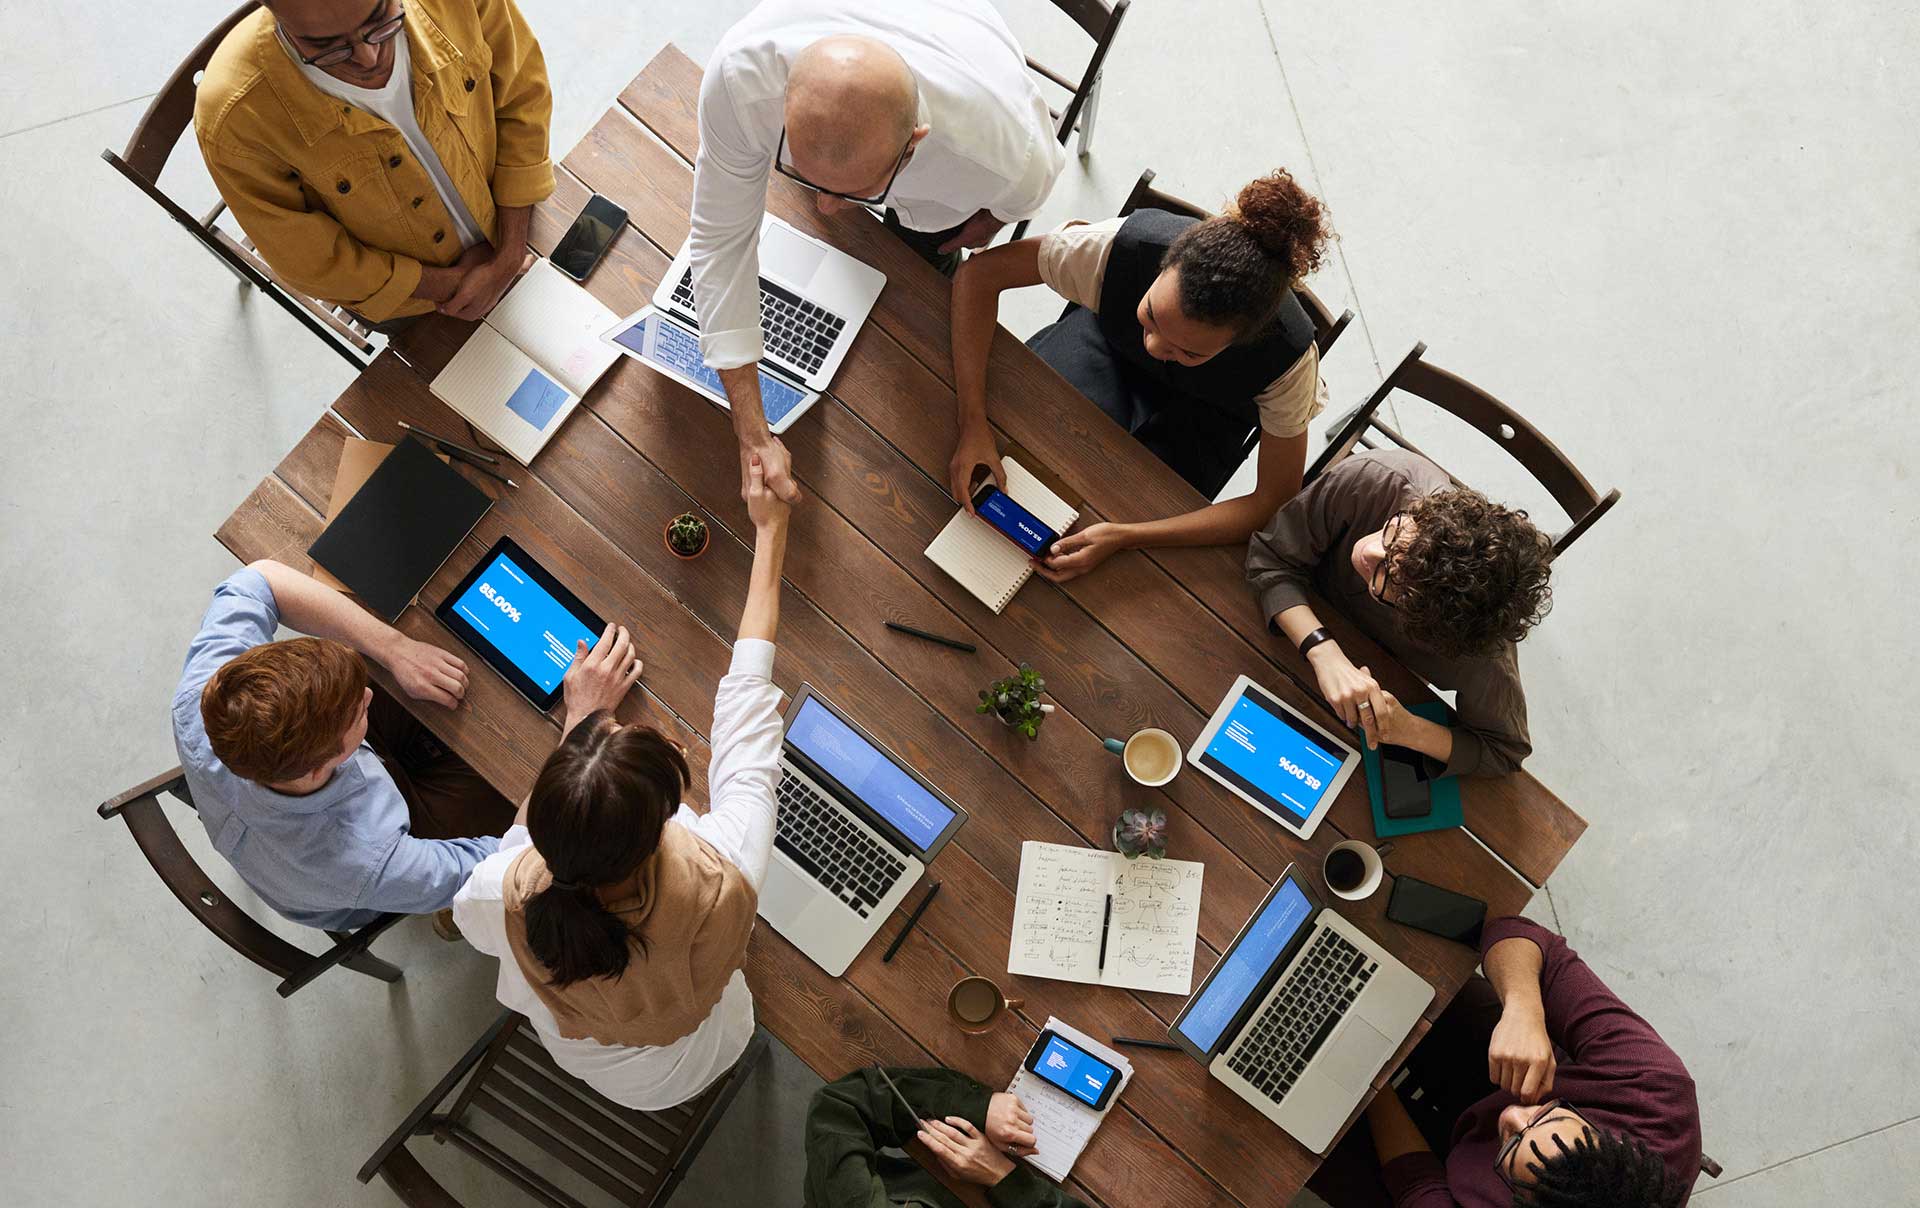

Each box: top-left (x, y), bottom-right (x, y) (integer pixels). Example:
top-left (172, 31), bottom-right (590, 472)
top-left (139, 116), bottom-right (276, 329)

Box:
top-left (3, 1), bottom-right (1916, 1205)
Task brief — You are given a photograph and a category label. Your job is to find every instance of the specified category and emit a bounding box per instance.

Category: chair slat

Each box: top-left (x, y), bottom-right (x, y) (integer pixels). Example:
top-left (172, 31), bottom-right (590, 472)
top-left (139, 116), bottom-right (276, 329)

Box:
top-left (502, 1027), bottom-right (683, 1152)
top-left (497, 1042), bottom-right (676, 1156)
top-left (468, 1088), bottom-right (644, 1204)
top-left (484, 1074), bottom-right (665, 1191)
top-left (439, 1125), bottom-right (587, 1208)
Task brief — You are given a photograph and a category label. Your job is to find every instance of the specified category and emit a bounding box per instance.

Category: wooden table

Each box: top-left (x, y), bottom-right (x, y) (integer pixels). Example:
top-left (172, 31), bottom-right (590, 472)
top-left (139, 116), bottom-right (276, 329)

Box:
top-left (217, 46), bottom-right (1585, 1207)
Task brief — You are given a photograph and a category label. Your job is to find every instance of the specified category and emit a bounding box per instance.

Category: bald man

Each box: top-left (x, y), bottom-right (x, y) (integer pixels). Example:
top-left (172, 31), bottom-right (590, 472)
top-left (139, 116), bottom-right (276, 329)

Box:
top-left (693, 0), bottom-right (1066, 504)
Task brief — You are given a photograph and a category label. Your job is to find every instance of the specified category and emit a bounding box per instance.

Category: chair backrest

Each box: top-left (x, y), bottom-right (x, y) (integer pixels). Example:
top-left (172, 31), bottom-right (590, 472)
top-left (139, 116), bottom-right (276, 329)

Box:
top-left (1306, 342), bottom-right (1622, 558)
top-left (117, 2), bottom-right (263, 185)
top-left (1116, 168), bottom-right (1354, 357)
top-left (1026, 0), bottom-right (1131, 145)
top-left (359, 1012), bottom-right (768, 1208)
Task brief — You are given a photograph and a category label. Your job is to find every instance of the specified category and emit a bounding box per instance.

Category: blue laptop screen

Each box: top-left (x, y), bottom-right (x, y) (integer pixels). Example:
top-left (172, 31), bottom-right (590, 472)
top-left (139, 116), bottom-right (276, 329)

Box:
top-left (1198, 687), bottom-right (1348, 823)
top-left (1176, 877), bottom-right (1316, 1056)
top-left (785, 697), bottom-right (955, 851)
top-left (614, 313), bottom-right (810, 427)
top-left (447, 549), bottom-right (597, 695)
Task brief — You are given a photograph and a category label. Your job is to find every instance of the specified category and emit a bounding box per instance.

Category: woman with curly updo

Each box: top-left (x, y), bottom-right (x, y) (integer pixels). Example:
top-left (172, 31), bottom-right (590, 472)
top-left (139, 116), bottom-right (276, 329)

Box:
top-left (947, 169), bottom-right (1334, 581)
top-left (1247, 449), bottom-right (1555, 777)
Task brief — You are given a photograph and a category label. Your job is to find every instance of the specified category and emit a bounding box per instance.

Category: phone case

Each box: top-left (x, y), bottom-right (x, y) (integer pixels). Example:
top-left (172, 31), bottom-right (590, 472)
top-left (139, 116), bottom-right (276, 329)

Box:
top-left (1386, 877), bottom-right (1487, 947)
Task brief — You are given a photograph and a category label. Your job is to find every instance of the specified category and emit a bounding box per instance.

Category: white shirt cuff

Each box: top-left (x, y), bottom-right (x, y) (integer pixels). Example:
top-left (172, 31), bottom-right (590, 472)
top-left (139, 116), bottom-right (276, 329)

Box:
top-left (700, 326), bottom-right (766, 370)
top-left (728, 637), bottom-right (776, 679)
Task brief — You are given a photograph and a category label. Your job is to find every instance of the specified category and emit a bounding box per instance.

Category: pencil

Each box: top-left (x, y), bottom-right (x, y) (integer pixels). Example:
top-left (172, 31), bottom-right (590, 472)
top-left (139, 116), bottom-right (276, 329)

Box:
top-left (1110, 1036), bottom-right (1183, 1051)
top-left (397, 420), bottom-right (501, 464)
top-left (444, 447), bottom-right (519, 489)
top-left (884, 621), bottom-right (977, 654)
top-left (881, 881), bottom-right (941, 963)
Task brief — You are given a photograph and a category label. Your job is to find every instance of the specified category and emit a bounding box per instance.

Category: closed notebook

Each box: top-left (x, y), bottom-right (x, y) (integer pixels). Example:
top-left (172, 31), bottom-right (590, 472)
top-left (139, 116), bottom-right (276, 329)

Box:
top-left (924, 457), bottom-right (1079, 613)
top-left (307, 436), bottom-right (492, 622)
top-left (429, 259), bottom-right (620, 465)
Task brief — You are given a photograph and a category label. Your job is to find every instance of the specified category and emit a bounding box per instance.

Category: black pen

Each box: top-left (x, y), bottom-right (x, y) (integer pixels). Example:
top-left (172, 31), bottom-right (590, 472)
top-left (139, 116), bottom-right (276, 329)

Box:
top-left (881, 881), bottom-right (941, 963)
top-left (445, 448), bottom-right (519, 489)
top-left (1096, 893), bottom-right (1112, 972)
top-left (884, 621), bottom-right (976, 654)
top-left (1110, 1036), bottom-right (1183, 1051)
top-left (397, 420), bottom-right (501, 464)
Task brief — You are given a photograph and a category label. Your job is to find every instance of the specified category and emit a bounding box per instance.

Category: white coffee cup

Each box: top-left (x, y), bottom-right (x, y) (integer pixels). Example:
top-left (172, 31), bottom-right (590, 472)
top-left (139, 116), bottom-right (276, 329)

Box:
top-left (1322, 839), bottom-right (1388, 901)
top-left (1104, 728), bottom-right (1182, 787)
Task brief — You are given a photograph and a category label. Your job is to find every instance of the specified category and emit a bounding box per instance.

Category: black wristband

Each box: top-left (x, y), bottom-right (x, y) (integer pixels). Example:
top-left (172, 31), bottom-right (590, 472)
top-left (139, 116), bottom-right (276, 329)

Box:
top-left (1297, 627), bottom-right (1335, 659)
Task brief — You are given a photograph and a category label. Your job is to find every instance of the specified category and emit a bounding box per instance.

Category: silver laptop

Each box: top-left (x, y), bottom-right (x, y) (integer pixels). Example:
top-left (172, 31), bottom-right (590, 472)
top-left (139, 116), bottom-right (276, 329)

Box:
top-left (759, 684), bottom-right (966, 977)
top-left (1169, 866), bottom-right (1434, 1154)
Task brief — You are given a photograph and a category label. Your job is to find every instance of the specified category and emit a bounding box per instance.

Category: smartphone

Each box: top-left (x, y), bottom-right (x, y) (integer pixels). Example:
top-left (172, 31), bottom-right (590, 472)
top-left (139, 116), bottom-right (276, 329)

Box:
top-left (551, 194), bottom-right (626, 282)
top-left (1023, 1030), bottom-right (1121, 1110)
top-left (1386, 875), bottom-right (1487, 947)
top-left (1378, 743), bottom-right (1432, 820)
top-left (971, 482), bottom-right (1060, 558)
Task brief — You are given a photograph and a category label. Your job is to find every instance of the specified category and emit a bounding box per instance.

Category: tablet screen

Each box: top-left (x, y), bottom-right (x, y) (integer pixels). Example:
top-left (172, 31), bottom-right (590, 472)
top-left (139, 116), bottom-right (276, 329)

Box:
top-left (1197, 685), bottom-right (1350, 824)
top-left (445, 547), bottom-right (598, 697)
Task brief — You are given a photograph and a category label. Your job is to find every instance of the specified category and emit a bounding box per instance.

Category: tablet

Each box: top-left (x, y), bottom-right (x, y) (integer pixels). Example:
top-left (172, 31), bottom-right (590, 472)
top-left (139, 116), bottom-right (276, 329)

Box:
top-left (435, 537), bottom-right (605, 711)
top-left (1188, 675), bottom-right (1360, 840)
top-left (601, 307), bottom-right (819, 434)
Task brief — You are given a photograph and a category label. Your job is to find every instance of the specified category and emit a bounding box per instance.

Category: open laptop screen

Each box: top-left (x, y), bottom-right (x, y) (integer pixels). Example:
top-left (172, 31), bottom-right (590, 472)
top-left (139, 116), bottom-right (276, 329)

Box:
top-left (1172, 875), bottom-right (1316, 1057)
top-left (785, 697), bottom-right (957, 852)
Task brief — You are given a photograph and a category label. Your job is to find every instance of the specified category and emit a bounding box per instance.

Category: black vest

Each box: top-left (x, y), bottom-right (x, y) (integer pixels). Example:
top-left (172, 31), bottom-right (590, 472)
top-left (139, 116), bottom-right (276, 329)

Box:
top-left (1095, 208), bottom-right (1316, 413)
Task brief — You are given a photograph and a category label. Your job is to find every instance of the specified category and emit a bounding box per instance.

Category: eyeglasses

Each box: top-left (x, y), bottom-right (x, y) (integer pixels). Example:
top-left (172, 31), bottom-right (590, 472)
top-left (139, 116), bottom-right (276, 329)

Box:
top-left (282, 2), bottom-right (406, 69)
top-left (773, 127), bottom-right (913, 207)
top-left (1368, 512), bottom-right (1408, 605)
top-left (1495, 1100), bottom-right (1595, 1190)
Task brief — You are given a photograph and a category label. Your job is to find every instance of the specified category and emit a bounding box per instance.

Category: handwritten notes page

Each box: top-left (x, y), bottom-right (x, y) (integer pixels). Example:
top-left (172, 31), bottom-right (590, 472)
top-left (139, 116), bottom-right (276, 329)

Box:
top-left (1008, 842), bottom-right (1203, 995)
top-left (1006, 1017), bottom-right (1133, 1182)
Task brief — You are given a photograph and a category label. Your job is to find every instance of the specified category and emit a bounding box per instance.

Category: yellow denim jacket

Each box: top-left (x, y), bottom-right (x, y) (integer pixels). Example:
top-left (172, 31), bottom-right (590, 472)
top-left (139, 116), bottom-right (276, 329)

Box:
top-left (195, 0), bottom-right (554, 321)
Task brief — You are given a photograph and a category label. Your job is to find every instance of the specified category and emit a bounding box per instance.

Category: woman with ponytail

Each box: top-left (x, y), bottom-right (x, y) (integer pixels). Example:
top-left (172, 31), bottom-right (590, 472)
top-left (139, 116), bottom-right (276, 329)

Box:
top-left (947, 169), bottom-right (1334, 581)
top-left (452, 457), bottom-right (790, 1109)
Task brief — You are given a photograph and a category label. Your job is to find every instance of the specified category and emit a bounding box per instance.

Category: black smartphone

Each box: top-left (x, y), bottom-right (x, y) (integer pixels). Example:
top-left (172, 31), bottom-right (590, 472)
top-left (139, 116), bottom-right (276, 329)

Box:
top-left (1023, 1029), bottom-right (1121, 1110)
top-left (971, 482), bottom-right (1060, 558)
top-left (1379, 743), bottom-right (1432, 819)
top-left (551, 194), bottom-right (626, 282)
top-left (1386, 875), bottom-right (1487, 947)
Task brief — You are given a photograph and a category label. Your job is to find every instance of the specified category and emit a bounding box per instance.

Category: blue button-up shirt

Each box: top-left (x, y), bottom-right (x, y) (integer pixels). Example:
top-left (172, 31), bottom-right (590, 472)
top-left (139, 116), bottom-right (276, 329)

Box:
top-left (172, 570), bottom-right (498, 930)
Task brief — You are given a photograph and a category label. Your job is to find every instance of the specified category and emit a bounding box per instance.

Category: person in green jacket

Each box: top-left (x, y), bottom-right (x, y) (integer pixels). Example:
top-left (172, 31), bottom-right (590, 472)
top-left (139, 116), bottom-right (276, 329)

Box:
top-left (804, 1067), bottom-right (1085, 1208)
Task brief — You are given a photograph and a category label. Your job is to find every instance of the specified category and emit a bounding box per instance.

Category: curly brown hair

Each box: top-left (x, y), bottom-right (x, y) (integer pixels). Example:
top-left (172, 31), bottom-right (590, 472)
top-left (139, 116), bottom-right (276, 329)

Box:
top-left (1165, 169), bottom-right (1331, 337)
top-left (1392, 489), bottom-right (1554, 658)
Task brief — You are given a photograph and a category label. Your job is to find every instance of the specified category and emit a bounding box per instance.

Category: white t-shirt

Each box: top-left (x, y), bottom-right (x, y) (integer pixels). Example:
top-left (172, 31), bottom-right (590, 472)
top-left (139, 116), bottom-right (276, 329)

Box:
top-left (287, 29), bottom-right (485, 248)
top-left (453, 640), bottom-right (783, 1110)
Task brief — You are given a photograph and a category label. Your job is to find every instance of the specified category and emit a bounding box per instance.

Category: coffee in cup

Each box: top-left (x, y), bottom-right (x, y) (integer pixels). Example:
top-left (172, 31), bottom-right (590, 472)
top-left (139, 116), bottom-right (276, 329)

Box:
top-left (948, 975), bottom-right (1023, 1033)
top-left (1103, 727), bottom-right (1183, 787)
top-left (1321, 839), bottom-right (1389, 901)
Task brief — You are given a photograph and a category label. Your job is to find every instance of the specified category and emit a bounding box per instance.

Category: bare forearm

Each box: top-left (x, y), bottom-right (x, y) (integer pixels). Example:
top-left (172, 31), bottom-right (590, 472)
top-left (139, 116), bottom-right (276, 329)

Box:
top-left (719, 364), bottom-right (771, 445)
top-left (950, 260), bottom-right (999, 430)
top-left (738, 524), bottom-right (788, 643)
top-left (413, 263), bottom-right (462, 302)
top-left (493, 204), bottom-right (532, 259)
top-left (1114, 492), bottom-right (1275, 553)
top-left (1484, 935), bottom-right (1546, 1014)
top-left (248, 559), bottom-right (401, 663)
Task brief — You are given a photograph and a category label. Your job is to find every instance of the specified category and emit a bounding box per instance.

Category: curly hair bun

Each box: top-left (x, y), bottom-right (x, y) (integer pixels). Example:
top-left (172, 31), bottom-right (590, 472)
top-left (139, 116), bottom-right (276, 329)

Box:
top-left (1231, 170), bottom-right (1330, 283)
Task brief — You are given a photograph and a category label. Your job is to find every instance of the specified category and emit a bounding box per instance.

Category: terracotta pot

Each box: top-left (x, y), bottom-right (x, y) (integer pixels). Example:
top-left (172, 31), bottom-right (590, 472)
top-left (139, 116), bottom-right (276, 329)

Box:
top-left (663, 517), bottom-right (709, 560)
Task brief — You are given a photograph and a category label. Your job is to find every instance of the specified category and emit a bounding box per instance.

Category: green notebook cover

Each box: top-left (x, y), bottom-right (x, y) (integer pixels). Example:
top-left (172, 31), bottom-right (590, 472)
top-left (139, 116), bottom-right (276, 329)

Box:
top-left (1362, 700), bottom-right (1464, 836)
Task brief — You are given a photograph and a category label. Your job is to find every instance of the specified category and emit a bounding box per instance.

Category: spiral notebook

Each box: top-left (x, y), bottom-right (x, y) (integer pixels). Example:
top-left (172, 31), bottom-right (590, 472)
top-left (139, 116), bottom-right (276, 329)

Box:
top-left (924, 454), bottom-right (1079, 613)
top-left (1006, 1017), bottom-right (1133, 1182)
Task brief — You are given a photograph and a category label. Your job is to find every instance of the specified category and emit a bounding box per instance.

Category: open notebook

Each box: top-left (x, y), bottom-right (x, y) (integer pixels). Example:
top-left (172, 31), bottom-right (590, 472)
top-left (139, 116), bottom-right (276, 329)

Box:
top-left (1008, 841), bottom-right (1204, 996)
top-left (429, 259), bottom-right (621, 465)
top-left (1006, 1018), bottom-right (1133, 1183)
top-left (924, 457), bottom-right (1079, 613)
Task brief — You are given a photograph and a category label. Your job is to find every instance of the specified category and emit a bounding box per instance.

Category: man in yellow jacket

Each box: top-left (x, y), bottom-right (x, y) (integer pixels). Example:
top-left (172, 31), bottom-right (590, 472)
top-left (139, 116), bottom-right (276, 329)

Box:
top-left (195, 0), bottom-right (554, 324)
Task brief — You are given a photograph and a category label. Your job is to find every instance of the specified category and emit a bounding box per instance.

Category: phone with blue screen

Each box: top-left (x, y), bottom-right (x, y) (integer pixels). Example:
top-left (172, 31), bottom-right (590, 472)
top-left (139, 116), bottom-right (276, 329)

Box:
top-left (1023, 1030), bottom-right (1120, 1110)
top-left (971, 482), bottom-right (1060, 557)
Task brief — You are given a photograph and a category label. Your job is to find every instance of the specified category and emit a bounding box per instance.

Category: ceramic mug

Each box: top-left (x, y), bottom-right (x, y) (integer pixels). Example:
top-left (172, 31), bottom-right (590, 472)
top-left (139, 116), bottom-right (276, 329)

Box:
top-left (1101, 727), bottom-right (1183, 787)
top-left (948, 975), bottom-right (1023, 1034)
top-left (1322, 839), bottom-right (1392, 901)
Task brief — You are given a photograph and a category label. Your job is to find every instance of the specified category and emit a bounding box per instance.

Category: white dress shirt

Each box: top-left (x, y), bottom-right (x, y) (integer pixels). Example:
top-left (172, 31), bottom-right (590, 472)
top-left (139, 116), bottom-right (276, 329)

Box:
top-left (691, 0), bottom-right (1065, 368)
top-left (453, 639), bottom-right (783, 1110)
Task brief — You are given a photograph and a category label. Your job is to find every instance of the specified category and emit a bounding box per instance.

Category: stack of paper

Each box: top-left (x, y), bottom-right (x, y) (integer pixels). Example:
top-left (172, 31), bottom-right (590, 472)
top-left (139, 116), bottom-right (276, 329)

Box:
top-left (1006, 1018), bottom-right (1133, 1182)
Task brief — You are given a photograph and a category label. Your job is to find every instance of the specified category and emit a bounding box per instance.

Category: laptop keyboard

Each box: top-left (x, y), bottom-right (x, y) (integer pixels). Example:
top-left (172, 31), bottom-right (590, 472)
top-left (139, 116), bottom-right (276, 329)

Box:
top-left (1225, 928), bottom-right (1378, 1104)
top-left (773, 770), bottom-right (907, 917)
top-left (671, 269), bottom-right (847, 377)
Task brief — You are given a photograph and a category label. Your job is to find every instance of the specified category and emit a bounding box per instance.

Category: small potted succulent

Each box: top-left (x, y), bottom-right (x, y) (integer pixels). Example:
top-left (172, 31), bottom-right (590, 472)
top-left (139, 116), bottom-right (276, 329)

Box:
top-left (1113, 807), bottom-right (1169, 860)
top-left (664, 511), bottom-right (710, 560)
top-left (977, 663), bottom-right (1052, 740)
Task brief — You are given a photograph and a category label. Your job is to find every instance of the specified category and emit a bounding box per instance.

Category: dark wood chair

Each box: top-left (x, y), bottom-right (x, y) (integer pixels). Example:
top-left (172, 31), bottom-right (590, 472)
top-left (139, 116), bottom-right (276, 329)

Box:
top-left (357, 1011), bottom-right (769, 1207)
top-left (97, 767), bottom-right (407, 998)
top-left (99, 0), bottom-right (377, 370)
top-left (1006, 0), bottom-right (1132, 242)
top-left (1305, 342), bottom-right (1622, 559)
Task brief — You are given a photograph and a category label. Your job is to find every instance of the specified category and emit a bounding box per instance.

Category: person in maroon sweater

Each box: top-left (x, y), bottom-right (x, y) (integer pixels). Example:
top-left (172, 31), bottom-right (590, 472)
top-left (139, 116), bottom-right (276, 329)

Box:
top-left (1314, 917), bottom-right (1701, 1208)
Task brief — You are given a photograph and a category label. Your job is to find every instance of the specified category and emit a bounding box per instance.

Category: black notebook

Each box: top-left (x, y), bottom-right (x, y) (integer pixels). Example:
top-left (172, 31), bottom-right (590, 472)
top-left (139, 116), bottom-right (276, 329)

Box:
top-left (308, 436), bottom-right (493, 621)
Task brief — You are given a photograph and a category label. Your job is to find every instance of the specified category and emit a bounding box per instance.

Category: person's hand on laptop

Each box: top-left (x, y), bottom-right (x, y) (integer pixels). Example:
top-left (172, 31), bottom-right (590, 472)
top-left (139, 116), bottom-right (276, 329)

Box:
top-left (440, 248), bottom-right (534, 322)
top-left (560, 624), bottom-right (644, 735)
top-left (984, 1091), bottom-right (1038, 1157)
top-left (937, 208), bottom-right (1007, 255)
top-left (947, 422), bottom-right (1005, 514)
top-left (1035, 522), bottom-right (1127, 583)
top-left (1488, 997), bottom-right (1557, 1104)
top-left (917, 1116), bottom-right (1017, 1186)
top-left (385, 634), bottom-right (470, 709)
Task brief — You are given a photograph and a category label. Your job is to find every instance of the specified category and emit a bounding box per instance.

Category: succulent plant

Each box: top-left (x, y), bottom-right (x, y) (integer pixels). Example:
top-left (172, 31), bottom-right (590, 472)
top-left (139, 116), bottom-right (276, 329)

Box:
top-left (1113, 807), bottom-right (1168, 860)
top-left (977, 662), bottom-right (1048, 740)
top-left (666, 511), bottom-right (709, 557)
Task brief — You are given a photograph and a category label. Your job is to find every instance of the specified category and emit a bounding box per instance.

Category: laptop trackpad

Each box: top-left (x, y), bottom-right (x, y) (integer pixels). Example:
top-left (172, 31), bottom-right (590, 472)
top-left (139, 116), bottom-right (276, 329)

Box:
top-left (761, 226), bottom-right (828, 288)
top-left (1317, 1017), bottom-right (1392, 1091)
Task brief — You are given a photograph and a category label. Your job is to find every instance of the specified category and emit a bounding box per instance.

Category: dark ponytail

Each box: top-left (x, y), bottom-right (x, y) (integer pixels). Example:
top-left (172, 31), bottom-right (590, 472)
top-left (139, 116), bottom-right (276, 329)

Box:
top-left (1164, 168), bottom-right (1331, 337)
top-left (522, 712), bottom-right (689, 987)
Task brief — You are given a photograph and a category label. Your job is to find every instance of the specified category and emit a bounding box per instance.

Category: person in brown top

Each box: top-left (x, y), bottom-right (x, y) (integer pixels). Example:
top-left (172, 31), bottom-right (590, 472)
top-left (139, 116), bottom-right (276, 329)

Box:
top-left (1244, 448), bottom-right (1554, 777)
top-left (1309, 917), bottom-right (1701, 1207)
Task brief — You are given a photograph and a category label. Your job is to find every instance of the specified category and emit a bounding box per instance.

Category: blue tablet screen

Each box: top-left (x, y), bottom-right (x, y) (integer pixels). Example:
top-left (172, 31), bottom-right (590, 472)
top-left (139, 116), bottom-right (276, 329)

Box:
top-left (448, 549), bottom-right (597, 695)
top-left (1199, 688), bottom-right (1348, 823)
